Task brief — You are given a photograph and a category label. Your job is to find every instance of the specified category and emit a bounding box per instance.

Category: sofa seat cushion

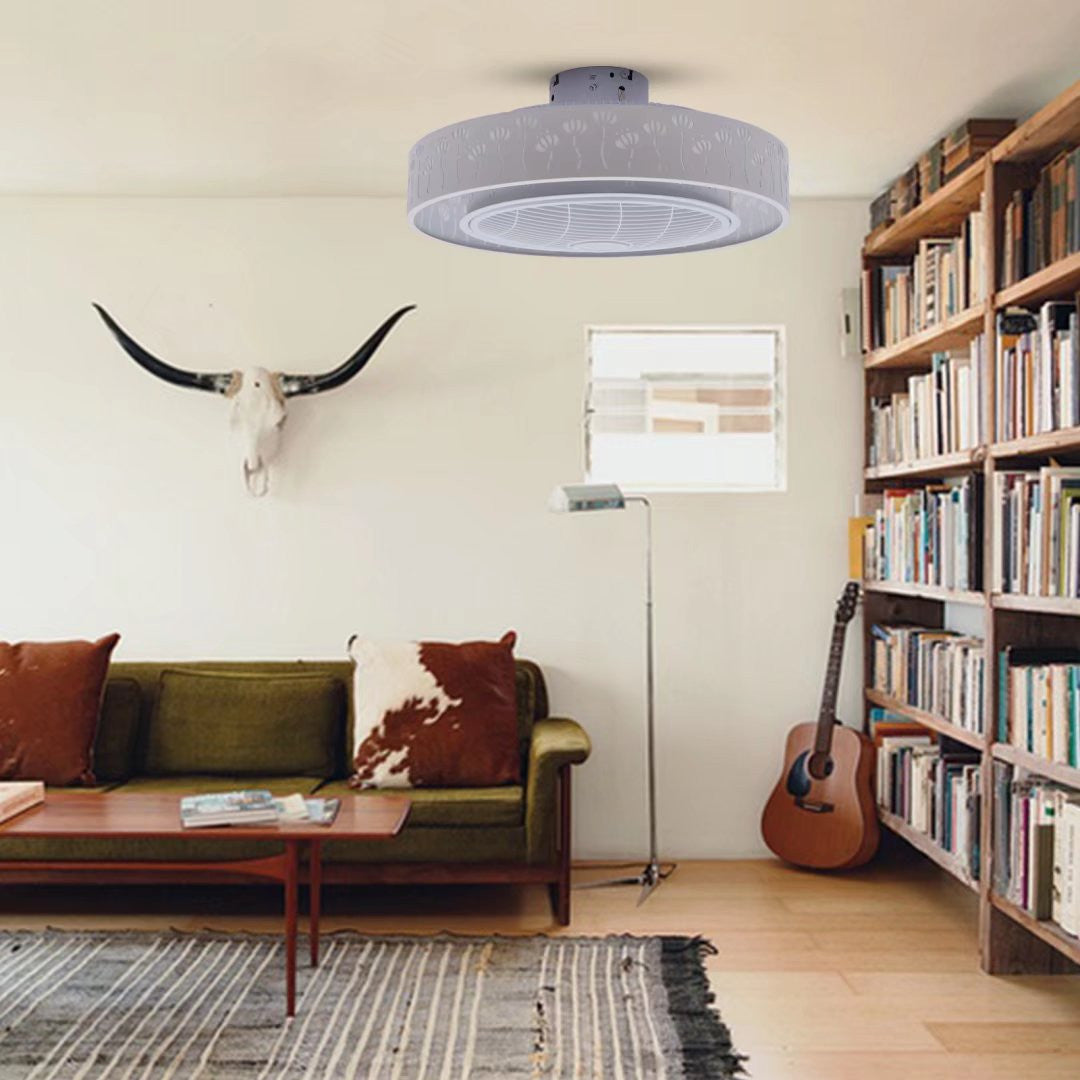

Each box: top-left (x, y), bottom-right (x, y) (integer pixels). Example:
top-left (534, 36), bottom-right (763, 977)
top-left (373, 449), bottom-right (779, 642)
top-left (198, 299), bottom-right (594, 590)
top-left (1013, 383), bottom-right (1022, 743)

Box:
top-left (316, 780), bottom-right (523, 827)
top-left (146, 670), bottom-right (345, 777)
top-left (116, 775), bottom-right (326, 797)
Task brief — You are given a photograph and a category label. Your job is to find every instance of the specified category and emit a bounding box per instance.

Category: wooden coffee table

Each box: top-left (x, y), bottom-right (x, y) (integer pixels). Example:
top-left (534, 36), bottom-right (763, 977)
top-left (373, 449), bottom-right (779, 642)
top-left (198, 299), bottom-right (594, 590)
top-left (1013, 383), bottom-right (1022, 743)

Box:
top-left (0, 791), bottom-right (410, 1016)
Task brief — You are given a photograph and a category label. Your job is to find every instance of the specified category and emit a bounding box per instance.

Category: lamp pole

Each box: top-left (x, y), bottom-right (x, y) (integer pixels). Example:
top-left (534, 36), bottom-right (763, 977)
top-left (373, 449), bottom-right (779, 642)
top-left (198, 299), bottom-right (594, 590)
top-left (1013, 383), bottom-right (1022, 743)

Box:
top-left (578, 494), bottom-right (664, 904)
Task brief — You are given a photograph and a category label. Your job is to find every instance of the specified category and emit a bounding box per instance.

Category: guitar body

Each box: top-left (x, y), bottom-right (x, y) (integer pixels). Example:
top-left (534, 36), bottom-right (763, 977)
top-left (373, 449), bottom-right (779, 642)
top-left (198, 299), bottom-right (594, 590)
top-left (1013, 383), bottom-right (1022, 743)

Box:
top-left (761, 722), bottom-right (879, 870)
top-left (760, 582), bottom-right (881, 870)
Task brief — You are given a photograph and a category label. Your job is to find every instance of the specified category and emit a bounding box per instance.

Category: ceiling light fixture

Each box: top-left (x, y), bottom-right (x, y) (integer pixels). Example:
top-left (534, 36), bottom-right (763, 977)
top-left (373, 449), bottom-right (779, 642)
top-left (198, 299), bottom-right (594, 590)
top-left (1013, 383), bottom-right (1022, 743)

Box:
top-left (407, 67), bottom-right (788, 257)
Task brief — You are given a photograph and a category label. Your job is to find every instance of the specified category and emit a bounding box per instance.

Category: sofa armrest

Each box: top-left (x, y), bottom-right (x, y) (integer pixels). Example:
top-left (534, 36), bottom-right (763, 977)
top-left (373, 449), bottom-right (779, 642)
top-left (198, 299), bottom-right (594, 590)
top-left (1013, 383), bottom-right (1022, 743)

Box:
top-left (525, 717), bottom-right (591, 863)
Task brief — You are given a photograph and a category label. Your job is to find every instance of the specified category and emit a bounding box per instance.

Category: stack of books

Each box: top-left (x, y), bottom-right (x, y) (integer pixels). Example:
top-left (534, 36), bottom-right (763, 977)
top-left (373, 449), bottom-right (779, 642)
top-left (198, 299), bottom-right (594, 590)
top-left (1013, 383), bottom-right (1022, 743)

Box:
top-left (993, 465), bottom-right (1080, 597)
top-left (1000, 145), bottom-right (1080, 287)
top-left (180, 790), bottom-right (341, 829)
top-left (993, 762), bottom-right (1080, 933)
top-left (0, 781), bottom-right (45, 825)
top-left (994, 304), bottom-right (1079, 441)
top-left (874, 727), bottom-right (981, 882)
top-left (997, 646), bottom-right (1080, 765)
top-left (868, 341), bottom-right (986, 466)
top-left (863, 476), bottom-right (981, 592)
top-left (942, 119), bottom-right (1015, 182)
top-left (866, 117), bottom-right (1013, 233)
top-left (860, 207), bottom-right (986, 352)
top-left (871, 624), bottom-right (986, 736)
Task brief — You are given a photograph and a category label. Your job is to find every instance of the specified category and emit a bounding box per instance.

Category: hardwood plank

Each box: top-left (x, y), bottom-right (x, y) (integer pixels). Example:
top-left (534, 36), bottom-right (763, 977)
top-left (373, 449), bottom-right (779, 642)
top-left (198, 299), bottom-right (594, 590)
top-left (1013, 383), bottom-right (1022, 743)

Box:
top-left (864, 304), bottom-right (986, 371)
top-left (865, 688), bottom-right (985, 749)
top-left (865, 450), bottom-right (981, 481)
top-left (748, 1051), bottom-right (1080, 1080)
top-left (996, 250), bottom-right (1080, 309)
top-left (992, 78), bottom-right (1080, 166)
top-left (927, 1021), bottom-right (1080, 1053)
top-left (864, 160), bottom-right (985, 257)
top-left (991, 744), bottom-right (1080, 791)
top-left (862, 580), bottom-right (985, 606)
top-left (992, 592), bottom-right (1080, 618)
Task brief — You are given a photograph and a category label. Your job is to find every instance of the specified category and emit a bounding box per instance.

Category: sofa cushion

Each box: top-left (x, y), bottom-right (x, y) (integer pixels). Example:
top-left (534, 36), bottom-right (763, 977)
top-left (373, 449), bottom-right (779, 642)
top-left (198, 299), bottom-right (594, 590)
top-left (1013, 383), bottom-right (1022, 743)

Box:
top-left (94, 678), bottom-right (143, 782)
top-left (316, 780), bottom-right (523, 828)
top-left (145, 670), bottom-right (345, 777)
top-left (0, 634), bottom-right (120, 786)
top-left (116, 775), bottom-right (325, 797)
top-left (348, 632), bottom-right (520, 789)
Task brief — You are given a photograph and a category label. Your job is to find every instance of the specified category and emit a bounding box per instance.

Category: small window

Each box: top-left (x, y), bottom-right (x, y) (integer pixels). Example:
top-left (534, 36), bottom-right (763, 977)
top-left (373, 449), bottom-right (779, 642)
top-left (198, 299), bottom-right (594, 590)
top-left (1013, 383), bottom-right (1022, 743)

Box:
top-left (585, 326), bottom-right (786, 493)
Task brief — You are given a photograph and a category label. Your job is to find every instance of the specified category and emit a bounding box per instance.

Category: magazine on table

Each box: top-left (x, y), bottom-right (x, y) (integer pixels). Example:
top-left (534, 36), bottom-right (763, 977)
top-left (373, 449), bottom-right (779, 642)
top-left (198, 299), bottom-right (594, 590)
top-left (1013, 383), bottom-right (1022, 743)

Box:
top-left (180, 789), bottom-right (340, 828)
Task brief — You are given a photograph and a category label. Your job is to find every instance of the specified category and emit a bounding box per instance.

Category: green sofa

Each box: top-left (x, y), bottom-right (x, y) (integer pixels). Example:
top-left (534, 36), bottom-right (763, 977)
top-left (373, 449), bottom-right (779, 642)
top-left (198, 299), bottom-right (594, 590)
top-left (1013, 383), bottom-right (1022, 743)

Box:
top-left (0, 659), bottom-right (591, 924)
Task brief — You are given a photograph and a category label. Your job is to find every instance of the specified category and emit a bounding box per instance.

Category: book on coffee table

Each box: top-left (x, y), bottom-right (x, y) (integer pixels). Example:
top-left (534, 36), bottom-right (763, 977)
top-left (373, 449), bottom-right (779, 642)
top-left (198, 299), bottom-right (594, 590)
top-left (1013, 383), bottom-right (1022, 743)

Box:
top-left (180, 789), bottom-right (279, 828)
top-left (273, 794), bottom-right (341, 826)
top-left (0, 781), bottom-right (45, 825)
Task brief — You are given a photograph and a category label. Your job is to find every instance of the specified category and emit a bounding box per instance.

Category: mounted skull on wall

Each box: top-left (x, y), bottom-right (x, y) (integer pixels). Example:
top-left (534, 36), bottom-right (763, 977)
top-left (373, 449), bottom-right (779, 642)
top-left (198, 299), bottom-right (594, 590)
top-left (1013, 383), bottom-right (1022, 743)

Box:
top-left (93, 303), bottom-right (415, 496)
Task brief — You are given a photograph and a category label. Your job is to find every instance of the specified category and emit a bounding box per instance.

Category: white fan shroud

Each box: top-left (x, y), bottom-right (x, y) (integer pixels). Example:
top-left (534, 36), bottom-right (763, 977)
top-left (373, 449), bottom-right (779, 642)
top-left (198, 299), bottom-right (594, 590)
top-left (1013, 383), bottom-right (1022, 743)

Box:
top-left (459, 192), bottom-right (740, 254)
top-left (406, 68), bottom-right (789, 257)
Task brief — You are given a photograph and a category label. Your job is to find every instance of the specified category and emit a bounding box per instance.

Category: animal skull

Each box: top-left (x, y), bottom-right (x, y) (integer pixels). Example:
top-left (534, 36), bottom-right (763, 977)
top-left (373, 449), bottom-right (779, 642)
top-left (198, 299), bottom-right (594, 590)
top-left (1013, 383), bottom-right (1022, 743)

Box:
top-left (93, 303), bottom-right (415, 496)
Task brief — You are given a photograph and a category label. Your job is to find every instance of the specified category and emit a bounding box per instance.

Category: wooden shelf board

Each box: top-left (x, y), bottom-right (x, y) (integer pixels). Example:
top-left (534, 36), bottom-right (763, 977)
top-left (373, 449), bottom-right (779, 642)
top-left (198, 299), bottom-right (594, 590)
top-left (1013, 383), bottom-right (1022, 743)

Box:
top-left (996, 250), bottom-right (1080, 309)
top-left (990, 424), bottom-right (1080, 459)
top-left (990, 893), bottom-right (1080, 966)
top-left (877, 808), bottom-right (978, 892)
top-left (992, 79), bottom-right (1080, 166)
top-left (991, 743), bottom-right (1080, 789)
top-left (865, 449), bottom-right (981, 481)
top-left (865, 689), bottom-right (985, 749)
top-left (864, 304), bottom-right (986, 370)
top-left (864, 160), bottom-right (985, 258)
top-left (991, 592), bottom-right (1080, 617)
top-left (862, 580), bottom-right (986, 607)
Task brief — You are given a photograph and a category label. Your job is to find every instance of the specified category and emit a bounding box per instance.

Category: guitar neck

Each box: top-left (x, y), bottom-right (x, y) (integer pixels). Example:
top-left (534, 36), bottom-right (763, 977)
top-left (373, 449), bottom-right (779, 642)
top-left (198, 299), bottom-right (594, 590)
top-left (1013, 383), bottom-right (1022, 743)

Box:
top-left (814, 619), bottom-right (848, 753)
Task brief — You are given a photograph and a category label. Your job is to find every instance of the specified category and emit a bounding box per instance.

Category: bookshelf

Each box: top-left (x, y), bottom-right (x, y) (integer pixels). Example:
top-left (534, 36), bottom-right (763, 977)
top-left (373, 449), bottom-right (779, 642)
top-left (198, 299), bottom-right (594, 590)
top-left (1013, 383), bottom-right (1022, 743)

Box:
top-left (859, 77), bottom-right (1080, 976)
top-left (864, 303), bottom-right (986, 370)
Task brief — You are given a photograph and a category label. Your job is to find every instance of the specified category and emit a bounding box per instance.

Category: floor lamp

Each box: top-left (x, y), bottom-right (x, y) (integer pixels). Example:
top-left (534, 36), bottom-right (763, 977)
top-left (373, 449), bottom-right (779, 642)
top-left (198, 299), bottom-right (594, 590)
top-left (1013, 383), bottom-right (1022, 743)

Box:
top-left (548, 482), bottom-right (666, 904)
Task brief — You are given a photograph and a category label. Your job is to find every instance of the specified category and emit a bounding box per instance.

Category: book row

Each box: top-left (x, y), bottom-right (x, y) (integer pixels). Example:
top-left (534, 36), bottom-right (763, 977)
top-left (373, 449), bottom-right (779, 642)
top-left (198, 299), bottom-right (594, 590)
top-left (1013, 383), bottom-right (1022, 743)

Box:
top-left (993, 763), bottom-right (1080, 936)
top-left (868, 118), bottom-right (1014, 232)
top-left (995, 302), bottom-right (1079, 442)
top-left (868, 342), bottom-right (986, 466)
top-left (993, 466), bottom-right (1080, 598)
top-left (1000, 145), bottom-right (1080, 289)
top-left (872, 715), bottom-right (981, 883)
top-left (863, 477), bottom-right (981, 592)
top-left (871, 624), bottom-right (986, 736)
top-left (997, 646), bottom-right (1080, 766)
top-left (860, 214), bottom-right (986, 352)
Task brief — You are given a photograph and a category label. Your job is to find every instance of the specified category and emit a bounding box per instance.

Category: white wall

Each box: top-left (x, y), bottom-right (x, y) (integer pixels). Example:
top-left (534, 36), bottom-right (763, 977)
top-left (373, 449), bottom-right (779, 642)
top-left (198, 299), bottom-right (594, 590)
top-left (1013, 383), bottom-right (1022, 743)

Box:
top-left (0, 196), bottom-right (865, 858)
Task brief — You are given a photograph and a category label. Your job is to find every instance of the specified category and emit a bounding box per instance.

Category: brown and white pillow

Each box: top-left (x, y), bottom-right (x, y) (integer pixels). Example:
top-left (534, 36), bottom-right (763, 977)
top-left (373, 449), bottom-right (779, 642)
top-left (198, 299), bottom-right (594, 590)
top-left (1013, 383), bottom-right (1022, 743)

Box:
top-left (347, 631), bottom-right (520, 789)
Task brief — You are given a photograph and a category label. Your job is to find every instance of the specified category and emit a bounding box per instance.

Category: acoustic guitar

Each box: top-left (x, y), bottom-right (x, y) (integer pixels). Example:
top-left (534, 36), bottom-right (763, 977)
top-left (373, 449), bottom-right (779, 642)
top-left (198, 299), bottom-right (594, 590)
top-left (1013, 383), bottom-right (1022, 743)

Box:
top-left (760, 581), bottom-right (880, 870)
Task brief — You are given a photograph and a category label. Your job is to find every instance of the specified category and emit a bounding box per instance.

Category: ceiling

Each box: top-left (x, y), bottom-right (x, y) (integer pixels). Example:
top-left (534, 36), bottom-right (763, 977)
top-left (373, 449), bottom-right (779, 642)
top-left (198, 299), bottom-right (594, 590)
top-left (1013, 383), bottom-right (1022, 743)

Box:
top-left (1, 1), bottom-right (1077, 199)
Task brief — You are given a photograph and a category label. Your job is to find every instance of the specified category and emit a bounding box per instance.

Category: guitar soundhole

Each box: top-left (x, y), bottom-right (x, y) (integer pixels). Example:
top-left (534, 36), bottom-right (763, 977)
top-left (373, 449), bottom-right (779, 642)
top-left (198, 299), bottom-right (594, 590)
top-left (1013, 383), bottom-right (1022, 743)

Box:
top-left (808, 752), bottom-right (834, 781)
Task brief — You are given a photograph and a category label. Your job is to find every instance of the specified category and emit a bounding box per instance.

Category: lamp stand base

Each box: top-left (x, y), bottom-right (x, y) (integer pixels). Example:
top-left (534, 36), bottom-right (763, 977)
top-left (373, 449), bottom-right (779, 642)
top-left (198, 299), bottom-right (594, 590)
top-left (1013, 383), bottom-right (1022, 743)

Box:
top-left (573, 859), bottom-right (669, 906)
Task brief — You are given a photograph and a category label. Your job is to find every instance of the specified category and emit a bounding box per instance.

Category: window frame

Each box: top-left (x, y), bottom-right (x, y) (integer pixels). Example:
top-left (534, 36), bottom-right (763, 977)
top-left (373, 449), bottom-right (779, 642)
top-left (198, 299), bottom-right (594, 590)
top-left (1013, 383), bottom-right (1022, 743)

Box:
top-left (583, 323), bottom-right (788, 495)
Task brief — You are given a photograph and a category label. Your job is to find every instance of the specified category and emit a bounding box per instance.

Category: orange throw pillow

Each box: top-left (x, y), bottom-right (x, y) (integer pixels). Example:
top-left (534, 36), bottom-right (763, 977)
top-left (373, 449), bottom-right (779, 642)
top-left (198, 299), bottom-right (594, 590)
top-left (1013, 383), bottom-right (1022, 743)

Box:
top-left (0, 634), bottom-right (120, 786)
top-left (348, 631), bottom-right (520, 788)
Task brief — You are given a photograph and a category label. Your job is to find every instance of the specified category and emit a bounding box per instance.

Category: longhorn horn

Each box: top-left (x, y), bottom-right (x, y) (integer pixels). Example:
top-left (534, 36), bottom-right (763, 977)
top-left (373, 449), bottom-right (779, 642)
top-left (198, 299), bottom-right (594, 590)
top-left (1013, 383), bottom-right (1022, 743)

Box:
top-left (92, 304), bottom-right (235, 394)
top-left (278, 305), bottom-right (416, 398)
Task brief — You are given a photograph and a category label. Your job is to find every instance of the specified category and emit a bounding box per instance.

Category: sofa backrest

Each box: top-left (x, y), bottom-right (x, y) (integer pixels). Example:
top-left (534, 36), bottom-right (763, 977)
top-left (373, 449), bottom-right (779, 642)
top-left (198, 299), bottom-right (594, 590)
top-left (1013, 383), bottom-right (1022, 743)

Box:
top-left (95, 658), bottom-right (549, 782)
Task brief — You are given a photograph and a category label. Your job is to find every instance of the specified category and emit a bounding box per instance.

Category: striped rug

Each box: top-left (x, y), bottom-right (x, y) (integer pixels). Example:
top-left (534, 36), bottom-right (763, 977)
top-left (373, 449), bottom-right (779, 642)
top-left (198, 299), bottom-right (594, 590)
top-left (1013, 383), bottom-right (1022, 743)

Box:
top-left (0, 931), bottom-right (741, 1079)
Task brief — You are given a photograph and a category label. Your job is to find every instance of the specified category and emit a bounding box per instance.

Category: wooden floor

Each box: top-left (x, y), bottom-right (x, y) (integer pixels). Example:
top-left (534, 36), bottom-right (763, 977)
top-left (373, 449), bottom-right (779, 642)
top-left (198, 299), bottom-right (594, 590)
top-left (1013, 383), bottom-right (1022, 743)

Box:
top-left (2, 847), bottom-right (1080, 1078)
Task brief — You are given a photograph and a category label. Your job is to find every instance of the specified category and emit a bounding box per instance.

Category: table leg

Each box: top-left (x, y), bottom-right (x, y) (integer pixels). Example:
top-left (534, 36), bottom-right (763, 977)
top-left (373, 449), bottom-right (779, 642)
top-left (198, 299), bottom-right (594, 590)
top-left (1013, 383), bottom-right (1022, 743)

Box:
top-left (285, 840), bottom-right (299, 1018)
top-left (309, 839), bottom-right (322, 968)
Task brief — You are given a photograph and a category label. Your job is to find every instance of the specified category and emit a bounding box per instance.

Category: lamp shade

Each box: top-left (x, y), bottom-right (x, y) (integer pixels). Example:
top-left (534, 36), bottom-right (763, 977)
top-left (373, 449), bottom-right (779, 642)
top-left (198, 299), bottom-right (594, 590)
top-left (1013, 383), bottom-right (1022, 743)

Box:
top-left (548, 483), bottom-right (626, 513)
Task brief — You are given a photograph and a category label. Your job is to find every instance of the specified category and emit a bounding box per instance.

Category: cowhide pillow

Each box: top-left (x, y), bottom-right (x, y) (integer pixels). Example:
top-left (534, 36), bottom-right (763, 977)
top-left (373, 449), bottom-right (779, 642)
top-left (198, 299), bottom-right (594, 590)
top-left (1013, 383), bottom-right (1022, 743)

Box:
top-left (348, 631), bottom-right (520, 789)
